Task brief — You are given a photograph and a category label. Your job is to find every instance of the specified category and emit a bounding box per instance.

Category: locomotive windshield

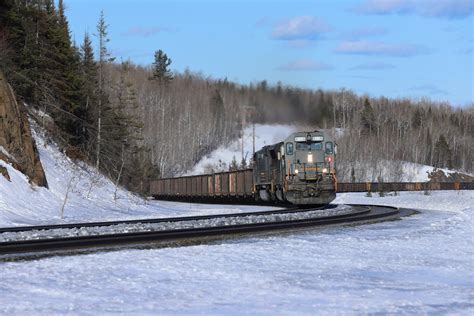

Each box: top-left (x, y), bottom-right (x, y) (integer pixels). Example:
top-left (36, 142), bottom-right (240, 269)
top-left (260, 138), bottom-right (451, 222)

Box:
top-left (296, 142), bottom-right (322, 151)
top-left (325, 142), bottom-right (333, 154)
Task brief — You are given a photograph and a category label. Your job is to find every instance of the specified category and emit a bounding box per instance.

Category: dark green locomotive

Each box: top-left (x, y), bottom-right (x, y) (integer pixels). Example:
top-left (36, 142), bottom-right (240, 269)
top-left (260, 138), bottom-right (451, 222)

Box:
top-left (253, 130), bottom-right (336, 205)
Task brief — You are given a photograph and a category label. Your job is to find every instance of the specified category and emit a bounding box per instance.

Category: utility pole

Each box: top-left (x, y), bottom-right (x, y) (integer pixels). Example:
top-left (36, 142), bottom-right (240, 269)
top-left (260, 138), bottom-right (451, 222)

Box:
top-left (252, 121), bottom-right (255, 160)
top-left (241, 106), bottom-right (256, 166)
top-left (241, 108), bottom-right (245, 163)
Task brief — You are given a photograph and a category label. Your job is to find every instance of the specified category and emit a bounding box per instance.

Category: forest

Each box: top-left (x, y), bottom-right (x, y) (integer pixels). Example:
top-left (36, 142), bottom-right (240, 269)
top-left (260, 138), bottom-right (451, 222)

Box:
top-left (0, 0), bottom-right (472, 192)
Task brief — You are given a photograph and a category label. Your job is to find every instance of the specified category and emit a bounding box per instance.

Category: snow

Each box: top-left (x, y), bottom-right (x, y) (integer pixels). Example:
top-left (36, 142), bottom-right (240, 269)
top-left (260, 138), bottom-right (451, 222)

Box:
top-left (0, 191), bottom-right (472, 314)
top-left (0, 146), bottom-right (16, 161)
top-left (335, 190), bottom-right (474, 211)
top-left (0, 124), bottom-right (280, 228)
top-left (341, 159), bottom-right (469, 182)
top-left (185, 124), bottom-right (298, 175)
top-left (0, 122), bottom-right (473, 314)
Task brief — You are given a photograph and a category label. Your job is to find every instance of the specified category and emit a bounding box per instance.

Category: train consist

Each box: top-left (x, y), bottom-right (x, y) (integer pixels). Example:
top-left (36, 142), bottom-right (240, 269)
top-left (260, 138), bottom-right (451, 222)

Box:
top-left (150, 130), bottom-right (337, 205)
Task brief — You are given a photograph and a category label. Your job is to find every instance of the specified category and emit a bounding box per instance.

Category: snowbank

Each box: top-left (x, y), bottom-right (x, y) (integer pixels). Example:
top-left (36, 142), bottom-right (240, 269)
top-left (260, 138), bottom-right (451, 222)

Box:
top-left (0, 125), bottom-right (279, 227)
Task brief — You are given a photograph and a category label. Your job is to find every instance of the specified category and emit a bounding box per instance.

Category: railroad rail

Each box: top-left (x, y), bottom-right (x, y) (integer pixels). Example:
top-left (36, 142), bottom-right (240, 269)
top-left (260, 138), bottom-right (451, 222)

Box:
top-left (0, 205), bottom-right (416, 258)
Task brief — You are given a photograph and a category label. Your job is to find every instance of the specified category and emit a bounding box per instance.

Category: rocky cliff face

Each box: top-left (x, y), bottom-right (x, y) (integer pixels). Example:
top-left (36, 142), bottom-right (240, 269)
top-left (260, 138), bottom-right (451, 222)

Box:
top-left (0, 72), bottom-right (48, 187)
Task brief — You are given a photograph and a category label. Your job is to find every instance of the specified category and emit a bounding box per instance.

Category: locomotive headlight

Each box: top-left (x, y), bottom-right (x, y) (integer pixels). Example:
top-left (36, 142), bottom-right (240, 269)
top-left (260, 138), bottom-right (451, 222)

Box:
top-left (307, 154), bottom-right (313, 163)
top-left (294, 169), bottom-right (299, 174)
top-left (322, 168), bottom-right (328, 174)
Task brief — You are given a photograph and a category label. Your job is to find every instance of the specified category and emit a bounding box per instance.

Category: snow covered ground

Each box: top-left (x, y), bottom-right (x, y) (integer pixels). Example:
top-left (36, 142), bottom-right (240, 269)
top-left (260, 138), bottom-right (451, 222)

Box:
top-left (0, 123), bottom-right (473, 314)
top-left (0, 190), bottom-right (472, 314)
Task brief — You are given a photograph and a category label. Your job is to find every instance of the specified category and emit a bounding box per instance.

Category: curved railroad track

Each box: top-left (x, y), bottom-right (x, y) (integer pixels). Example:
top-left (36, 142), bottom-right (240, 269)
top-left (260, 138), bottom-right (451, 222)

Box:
top-left (0, 204), bottom-right (417, 259)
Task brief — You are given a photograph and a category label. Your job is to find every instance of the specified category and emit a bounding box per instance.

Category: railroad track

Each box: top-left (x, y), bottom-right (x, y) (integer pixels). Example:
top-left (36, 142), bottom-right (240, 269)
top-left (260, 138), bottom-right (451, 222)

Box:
top-left (0, 205), bottom-right (416, 259)
top-left (0, 205), bottom-right (322, 233)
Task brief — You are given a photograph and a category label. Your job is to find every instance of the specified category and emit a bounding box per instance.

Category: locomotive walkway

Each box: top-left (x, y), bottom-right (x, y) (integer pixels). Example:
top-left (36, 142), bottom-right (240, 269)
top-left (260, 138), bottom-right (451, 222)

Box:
top-left (0, 205), bottom-right (416, 259)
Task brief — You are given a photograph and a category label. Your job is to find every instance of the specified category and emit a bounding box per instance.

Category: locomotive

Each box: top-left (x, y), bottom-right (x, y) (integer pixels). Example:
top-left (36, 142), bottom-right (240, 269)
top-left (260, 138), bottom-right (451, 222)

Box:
top-left (253, 130), bottom-right (336, 205)
top-left (150, 130), bottom-right (337, 205)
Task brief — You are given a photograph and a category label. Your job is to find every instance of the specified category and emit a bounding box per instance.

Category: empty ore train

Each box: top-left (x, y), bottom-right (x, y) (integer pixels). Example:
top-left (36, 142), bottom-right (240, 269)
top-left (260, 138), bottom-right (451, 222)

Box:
top-left (150, 130), bottom-right (337, 205)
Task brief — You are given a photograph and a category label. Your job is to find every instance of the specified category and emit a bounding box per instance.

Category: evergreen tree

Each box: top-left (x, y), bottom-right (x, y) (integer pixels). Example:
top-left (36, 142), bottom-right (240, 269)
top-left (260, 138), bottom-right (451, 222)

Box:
top-left (210, 89), bottom-right (225, 140)
top-left (360, 98), bottom-right (375, 133)
top-left (433, 134), bottom-right (452, 169)
top-left (150, 49), bottom-right (173, 83)
top-left (94, 10), bottom-right (115, 168)
top-left (424, 128), bottom-right (433, 166)
top-left (240, 157), bottom-right (247, 169)
top-left (230, 156), bottom-right (238, 171)
top-left (79, 32), bottom-right (98, 150)
top-left (412, 108), bottom-right (423, 129)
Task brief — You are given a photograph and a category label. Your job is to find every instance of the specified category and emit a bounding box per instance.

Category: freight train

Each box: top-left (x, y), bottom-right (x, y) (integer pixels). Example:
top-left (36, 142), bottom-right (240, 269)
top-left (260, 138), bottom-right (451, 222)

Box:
top-left (150, 130), bottom-right (337, 205)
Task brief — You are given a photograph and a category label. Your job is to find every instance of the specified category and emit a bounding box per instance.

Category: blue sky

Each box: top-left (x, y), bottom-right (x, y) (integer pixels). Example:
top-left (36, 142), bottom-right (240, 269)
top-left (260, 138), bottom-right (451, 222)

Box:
top-left (65, 0), bottom-right (473, 106)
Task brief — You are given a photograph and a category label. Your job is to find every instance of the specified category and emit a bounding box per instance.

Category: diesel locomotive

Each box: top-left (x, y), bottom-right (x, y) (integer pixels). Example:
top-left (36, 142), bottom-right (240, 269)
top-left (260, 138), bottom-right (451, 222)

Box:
top-left (253, 130), bottom-right (336, 205)
top-left (150, 130), bottom-right (337, 205)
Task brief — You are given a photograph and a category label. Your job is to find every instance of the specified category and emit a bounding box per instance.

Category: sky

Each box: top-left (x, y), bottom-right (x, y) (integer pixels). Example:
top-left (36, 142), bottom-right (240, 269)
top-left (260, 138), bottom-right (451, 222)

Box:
top-left (64, 0), bottom-right (473, 106)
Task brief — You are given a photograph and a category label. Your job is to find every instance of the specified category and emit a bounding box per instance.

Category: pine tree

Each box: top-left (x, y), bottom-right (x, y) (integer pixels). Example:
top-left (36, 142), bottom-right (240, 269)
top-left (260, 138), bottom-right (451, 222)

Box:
top-left (210, 89), bottom-right (225, 141)
top-left (433, 134), bottom-right (452, 169)
top-left (240, 157), bottom-right (247, 169)
top-left (102, 61), bottom-right (146, 190)
top-left (360, 98), bottom-right (375, 133)
top-left (425, 128), bottom-right (433, 166)
top-left (94, 10), bottom-right (115, 168)
top-left (79, 32), bottom-right (98, 150)
top-left (149, 49), bottom-right (173, 84)
top-left (230, 156), bottom-right (238, 171)
top-left (412, 108), bottom-right (423, 129)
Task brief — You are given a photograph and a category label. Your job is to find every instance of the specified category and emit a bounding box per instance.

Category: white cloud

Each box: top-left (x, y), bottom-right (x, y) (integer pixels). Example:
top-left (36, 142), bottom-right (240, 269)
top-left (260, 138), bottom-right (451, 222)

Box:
top-left (335, 40), bottom-right (430, 57)
top-left (355, 0), bottom-right (473, 19)
top-left (272, 16), bottom-right (331, 41)
top-left (410, 84), bottom-right (448, 95)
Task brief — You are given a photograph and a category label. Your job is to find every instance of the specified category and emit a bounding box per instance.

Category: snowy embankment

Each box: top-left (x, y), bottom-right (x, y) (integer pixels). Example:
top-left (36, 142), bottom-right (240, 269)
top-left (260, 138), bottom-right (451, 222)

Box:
top-left (0, 125), bottom-right (279, 227)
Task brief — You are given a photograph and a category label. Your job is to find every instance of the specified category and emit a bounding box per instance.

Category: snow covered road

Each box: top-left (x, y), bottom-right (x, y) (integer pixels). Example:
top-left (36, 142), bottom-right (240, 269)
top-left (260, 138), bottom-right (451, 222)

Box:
top-left (0, 191), bottom-right (472, 315)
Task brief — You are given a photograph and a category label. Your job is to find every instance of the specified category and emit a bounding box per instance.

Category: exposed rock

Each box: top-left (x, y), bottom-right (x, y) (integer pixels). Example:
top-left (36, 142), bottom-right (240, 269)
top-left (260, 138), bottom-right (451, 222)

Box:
top-left (0, 72), bottom-right (48, 187)
top-left (0, 165), bottom-right (10, 181)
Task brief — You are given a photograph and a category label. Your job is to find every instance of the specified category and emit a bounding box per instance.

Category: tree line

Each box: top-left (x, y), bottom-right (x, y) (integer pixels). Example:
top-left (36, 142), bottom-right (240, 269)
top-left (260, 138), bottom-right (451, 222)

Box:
top-left (0, 0), bottom-right (158, 193)
top-left (0, 0), bottom-right (471, 191)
